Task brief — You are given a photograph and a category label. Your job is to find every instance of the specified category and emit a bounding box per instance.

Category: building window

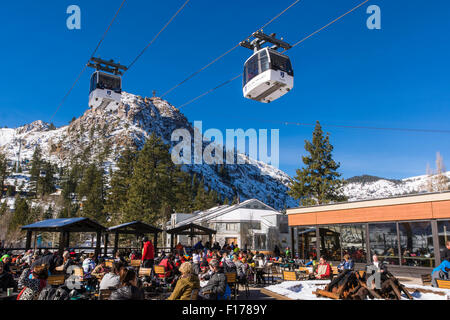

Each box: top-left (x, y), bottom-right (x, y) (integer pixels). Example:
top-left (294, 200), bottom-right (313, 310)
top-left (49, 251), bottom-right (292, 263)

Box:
top-left (341, 224), bottom-right (367, 263)
top-left (399, 221), bottom-right (435, 267)
top-left (319, 226), bottom-right (342, 262)
top-left (254, 234), bottom-right (267, 250)
top-left (297, 227), bottom-right (317, 260)
top-left (369, 223), bottom-right (399, 265)
top-left (437, 220), bottom-right (450, 262)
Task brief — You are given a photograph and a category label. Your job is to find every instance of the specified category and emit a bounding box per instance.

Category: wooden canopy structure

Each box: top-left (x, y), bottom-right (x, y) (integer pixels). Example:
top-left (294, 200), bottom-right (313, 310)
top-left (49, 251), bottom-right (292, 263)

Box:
top-left (107, 221), bottom-right (162, 255)
top-left (21, 218), bottom-right (106, 255)
top-left (167, 223), bottom-right (216, 249)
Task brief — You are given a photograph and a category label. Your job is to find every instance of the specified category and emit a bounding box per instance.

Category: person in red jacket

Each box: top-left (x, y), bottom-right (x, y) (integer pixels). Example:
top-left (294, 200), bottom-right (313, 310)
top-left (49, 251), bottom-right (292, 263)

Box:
top-left (141, 237), bottom-right (154, 268)
top-left (310, 257), bottom-right (331, 280)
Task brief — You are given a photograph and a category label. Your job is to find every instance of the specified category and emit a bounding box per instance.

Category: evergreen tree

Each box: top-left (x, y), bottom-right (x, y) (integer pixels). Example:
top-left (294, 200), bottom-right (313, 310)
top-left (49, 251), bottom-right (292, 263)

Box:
top-left (77, 163), bottom-right (106, 223)
top-left (288, 121), bottom-right (347, 206)
top-left (44, 206), bottom-right (54, 220)
top-left (9, 196), bottom-right (30, 231)
top-left (123, 134), bottom-right (179, 224)
top-left (0, 152), bottom-right (7, 200)
top-left (105, 147), bottom-right (136, 223)
top-left (39, 161), bottom-right (56, 196)
top-left (193, 179), bottom-right (209, 211)
top-left (29, 146), bottom-right (42, 196)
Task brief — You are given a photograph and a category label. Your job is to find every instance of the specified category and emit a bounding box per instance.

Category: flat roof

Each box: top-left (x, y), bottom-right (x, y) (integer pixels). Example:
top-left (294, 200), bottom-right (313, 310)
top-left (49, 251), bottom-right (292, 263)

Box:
top-left (287, 191), bottom-right (450, 215)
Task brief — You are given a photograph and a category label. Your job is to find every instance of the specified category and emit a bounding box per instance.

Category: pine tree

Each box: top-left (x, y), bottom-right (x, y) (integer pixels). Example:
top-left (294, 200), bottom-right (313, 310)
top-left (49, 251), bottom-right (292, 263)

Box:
top-left (288, 121), bottom-right (347, 206)
top-left (0, 152), bottom-right (8, 200)
top-left (123, 134), bottom-right (177, 224)
top-left (105, 147), bottom-right (136, 223)
top-left (193, 179), bottom-right (210, 211)
top-left (29, 146), bottom-right (42, 196)
top-left (44, 206), bottom-right (54, 220)
top-left (9, 196), bottom-right (30, 231)
top-left (39, 161), bottom-right (56, 196)
top-left (77, 163), bottom-right (106, 223)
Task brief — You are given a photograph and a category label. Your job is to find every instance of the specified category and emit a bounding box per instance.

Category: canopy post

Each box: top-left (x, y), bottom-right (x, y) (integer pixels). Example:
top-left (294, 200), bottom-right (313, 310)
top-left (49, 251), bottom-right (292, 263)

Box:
top-left (95, 231), bottom-right (101, 257)
top-left (64, 232), bottom-right (70, 249)
top-left (114, 231), bottom-right (119, 255)
top-left (58, 232), bottom-right (65, 255)
top-left (153, 232), bottom-right (158, 255)
top-left (104, 233), bottom-right (109, 257)
top-left (25, 230), bottom-right (32, 251)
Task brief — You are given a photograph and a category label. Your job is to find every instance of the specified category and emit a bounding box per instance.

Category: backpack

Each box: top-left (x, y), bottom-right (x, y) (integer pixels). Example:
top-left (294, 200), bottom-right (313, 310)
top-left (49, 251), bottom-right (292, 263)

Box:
top-left (38, 286), bottom-right (57, 300)
top-left (53, 287), bottom-right (70, 300)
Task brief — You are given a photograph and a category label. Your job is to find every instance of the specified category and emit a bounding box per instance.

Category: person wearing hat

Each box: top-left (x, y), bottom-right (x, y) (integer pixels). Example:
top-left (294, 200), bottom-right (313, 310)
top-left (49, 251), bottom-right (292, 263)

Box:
top-left (141, 236), bottom-right (154, 268)
top-left (17, 265), bottom-right (48, 300)
top-left (199, 259), bottom-right (226, 300)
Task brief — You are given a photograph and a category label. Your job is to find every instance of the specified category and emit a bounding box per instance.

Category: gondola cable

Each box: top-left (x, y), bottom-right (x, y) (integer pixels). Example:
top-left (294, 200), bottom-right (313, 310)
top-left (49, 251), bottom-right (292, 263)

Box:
top-left (177, 0), bottom-right (370, 109)
top-left (126, 0), bottom-right (191, 71)
top-left (160, 0), bottom-right (302, 98)
top-left (49, 0), bottom-right (128, 122)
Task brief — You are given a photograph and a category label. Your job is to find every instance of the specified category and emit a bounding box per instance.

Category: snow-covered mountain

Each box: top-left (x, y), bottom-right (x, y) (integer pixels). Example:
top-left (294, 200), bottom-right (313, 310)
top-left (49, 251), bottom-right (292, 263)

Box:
top-left (0, 92), bottom-right (298, 210)
top-left (343, 173), bottom-right (450, 201)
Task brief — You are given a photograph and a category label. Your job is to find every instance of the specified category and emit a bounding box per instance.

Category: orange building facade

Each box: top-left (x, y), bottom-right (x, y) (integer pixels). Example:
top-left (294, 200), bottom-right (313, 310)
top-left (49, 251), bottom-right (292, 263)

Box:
top-left (287, 192), bottom-right (450, 269)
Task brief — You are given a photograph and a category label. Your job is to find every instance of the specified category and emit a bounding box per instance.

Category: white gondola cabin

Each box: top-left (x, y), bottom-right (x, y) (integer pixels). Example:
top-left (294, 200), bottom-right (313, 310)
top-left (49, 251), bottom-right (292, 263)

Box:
top-left (89, 71), bottom-right (122, 109)
top-left (242, 47), bottom-right (294, 103)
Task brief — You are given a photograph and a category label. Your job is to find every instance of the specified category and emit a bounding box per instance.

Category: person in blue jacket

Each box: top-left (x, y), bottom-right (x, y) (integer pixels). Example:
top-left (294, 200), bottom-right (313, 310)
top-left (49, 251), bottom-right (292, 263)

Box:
top-left (338, 254), bottom-right (354, 272)
top-left (431, 259), bottom-right (450, 287)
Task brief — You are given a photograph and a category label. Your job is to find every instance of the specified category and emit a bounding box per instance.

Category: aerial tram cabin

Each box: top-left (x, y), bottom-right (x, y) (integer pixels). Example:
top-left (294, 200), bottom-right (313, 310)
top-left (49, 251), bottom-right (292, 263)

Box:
top-left (87, 57), bottom-right (128, 109)
top-left (240, 31), bottom-right (294, 103)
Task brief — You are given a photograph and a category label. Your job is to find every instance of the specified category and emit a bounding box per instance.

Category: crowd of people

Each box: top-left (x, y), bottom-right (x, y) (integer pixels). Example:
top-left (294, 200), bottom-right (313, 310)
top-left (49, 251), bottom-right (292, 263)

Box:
top-left (0, 239), bottom-right (294, 300)
top-left (0, 239), bottom-right (449, 300)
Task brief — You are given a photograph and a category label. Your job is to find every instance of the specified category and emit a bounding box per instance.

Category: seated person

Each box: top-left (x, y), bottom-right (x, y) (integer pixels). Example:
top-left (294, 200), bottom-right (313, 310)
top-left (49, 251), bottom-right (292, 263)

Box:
top-left (158, 254), bottom-right (178, 283)
top-left (431, 259), bottom-right (450, 287)
top-left (110, 268), bottom-right (144, 300)
top-left (0, 261), bottom-right (17, 292)
top-left (309, 257), bottom-right (331, 280)
top-left (338, 254), bottom-right (354, 272)
top-left (167, 262), bottom-right (200, 300)
top-left (82, 253), bottom-right (96, 275)
top-left (91, 258), bottom-right (107, 278)
top-left (100, 261), bottom-right (123, 290)
top-left (305, 257), bottom-right (315, 267)
top-left (199, 259), bottom-right (226, 300)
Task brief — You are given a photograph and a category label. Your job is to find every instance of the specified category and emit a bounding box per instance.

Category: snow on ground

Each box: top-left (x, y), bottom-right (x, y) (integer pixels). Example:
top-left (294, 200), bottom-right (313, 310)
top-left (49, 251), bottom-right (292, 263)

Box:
top-left (265, 280), bottom-right (331, 300)
top-left (264, 280), bottom-right (450, 300)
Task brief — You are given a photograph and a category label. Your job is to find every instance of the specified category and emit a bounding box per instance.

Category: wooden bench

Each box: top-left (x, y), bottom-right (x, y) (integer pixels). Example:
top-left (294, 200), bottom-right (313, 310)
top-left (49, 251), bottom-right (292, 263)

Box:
top-left (225, 272), bottom-right (238, 300)
top-left (436, 279), bottom-right (450, 289)
top-left (421, 274), bottom-right (432, 286)
top-left (130, 260), bottom-right (141, 268)
top-left (47, 274), bottom-right (66, 286)
top-left (139, 267), bottom-right (152, 277)
top-left (331, 266), bottom-right (339, 275)
top-left (283, 270), bottom-right (297, 281)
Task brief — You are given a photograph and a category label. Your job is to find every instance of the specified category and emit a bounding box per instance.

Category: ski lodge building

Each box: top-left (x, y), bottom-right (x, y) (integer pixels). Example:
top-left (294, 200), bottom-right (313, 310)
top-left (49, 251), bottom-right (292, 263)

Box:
top-left (167, 199), bottom-right (289, 253)
top-left (287, 191), bottom-right (450, 273)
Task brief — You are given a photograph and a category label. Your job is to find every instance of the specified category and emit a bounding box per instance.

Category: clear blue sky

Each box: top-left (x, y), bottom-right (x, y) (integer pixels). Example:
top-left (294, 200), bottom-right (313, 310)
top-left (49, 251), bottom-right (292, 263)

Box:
top-left (1, 0), bottom-right (449, 179)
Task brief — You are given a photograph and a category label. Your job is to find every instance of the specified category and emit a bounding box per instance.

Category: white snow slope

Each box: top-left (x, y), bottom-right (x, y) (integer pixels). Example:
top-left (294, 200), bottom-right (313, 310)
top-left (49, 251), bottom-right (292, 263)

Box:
top-left (0, 92), bottom-right (297, 210)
